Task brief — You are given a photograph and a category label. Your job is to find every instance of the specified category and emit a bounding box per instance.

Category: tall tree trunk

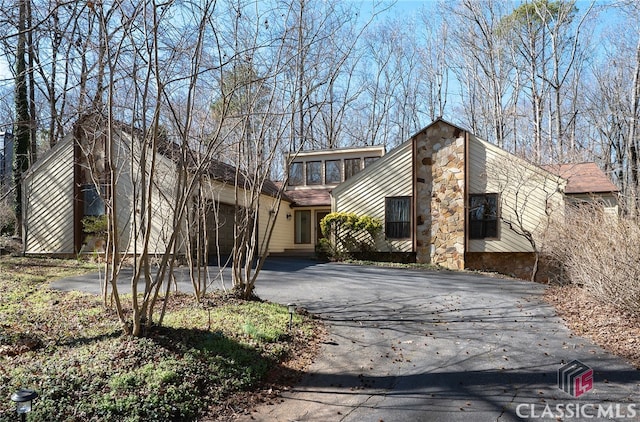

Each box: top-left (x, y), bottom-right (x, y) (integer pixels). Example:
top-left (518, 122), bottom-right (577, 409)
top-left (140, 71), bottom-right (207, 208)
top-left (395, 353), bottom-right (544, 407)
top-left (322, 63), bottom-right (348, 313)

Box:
top-left (14, 0), bottom-right (30, 238)
top-left (296, 0), bottom-right (306, 150)
top-left (26, 0), bottom-right (36, 162)
top-left (628, 37), bottom-right (640, 216)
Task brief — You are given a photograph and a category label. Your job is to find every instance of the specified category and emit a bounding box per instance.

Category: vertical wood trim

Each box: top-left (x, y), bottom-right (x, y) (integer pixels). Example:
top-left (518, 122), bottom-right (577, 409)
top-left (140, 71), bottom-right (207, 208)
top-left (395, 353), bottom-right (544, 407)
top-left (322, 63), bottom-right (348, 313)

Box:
top-left (411, 136), bottom-right (416, 253)
top-left (73, 137), bottom-right (82, 254)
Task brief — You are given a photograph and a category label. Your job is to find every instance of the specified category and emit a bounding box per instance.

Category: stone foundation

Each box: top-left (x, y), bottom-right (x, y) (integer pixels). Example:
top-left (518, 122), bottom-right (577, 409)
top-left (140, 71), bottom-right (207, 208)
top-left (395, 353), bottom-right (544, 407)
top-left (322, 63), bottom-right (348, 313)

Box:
top-left (465, 252), bottom-right (555, 283)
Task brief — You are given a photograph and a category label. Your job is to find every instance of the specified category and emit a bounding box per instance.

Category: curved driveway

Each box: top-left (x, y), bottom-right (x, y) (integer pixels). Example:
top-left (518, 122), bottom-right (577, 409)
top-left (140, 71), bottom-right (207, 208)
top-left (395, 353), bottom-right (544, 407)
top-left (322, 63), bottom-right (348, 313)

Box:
top-left (53, 258), bottom-right (640, 421)
top-left (242, 259), bottom-right (639, 421)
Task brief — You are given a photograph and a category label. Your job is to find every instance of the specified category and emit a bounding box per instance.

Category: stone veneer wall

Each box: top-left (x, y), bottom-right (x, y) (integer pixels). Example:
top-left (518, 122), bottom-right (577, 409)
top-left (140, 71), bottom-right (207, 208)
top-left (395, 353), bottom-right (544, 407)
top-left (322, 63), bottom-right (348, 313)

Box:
top-left (465, 252), bottom-right (556, 283)
top-left (414, 122), bottom-right (466, 270)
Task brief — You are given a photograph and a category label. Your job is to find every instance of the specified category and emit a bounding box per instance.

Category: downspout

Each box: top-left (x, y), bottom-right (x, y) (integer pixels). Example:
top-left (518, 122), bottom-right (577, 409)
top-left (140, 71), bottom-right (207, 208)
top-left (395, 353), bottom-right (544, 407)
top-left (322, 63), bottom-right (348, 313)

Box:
top-left (463, 131), bottom-right (470, 267)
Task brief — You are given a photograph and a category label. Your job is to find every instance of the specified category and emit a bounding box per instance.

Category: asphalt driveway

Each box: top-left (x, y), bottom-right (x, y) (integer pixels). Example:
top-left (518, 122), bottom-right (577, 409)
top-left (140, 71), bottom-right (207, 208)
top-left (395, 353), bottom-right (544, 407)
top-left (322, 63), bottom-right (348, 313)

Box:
top-left (52, 259), bottom-right (640, 421)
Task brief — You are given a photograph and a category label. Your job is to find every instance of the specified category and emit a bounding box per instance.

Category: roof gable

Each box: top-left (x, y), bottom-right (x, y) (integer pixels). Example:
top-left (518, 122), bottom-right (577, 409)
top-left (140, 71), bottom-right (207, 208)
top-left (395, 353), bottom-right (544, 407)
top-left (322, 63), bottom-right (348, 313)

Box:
top-left (409, 117), bottom-right (468, 140)
top-left (28, 113), bottom-right (287, 200)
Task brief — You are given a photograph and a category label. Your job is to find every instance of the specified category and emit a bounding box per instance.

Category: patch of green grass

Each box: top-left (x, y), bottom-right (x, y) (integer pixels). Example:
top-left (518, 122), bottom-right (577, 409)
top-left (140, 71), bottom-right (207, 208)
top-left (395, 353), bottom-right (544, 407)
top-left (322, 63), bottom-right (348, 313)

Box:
top-left (0, 257), bottom-right (318, 421)
top-left (243, 322), bottom-right (284, 342)
top-left (164, 301), bottom-right (300, 347)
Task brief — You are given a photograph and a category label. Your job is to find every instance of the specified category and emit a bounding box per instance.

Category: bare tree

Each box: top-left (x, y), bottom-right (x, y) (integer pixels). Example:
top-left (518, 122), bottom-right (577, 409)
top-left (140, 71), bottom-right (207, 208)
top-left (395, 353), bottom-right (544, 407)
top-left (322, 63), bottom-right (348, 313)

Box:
top-left (446, 0), bottom-right (516, 149)
top-left (357, 19), bottom-right (412, 148)
top-left (74, 0), bottom-right (229, 335)
top-left (417, 11), bottom-right (450, 122)
top-left (497, 0), bottom-right (594, 163)
top-left (360, 25), bottom-right (396, 147)
top-left (626, 32), bottom-right (640, 214)
top-left (584, 2), bottom-right (640, 215)
top-left (545, 204), bottom-right (640, 315)
top-left (13, 0), bottom-right (32, 238)
top-left (215, 0), bottom-right (307, 298)
top-left (486, 155), bottom-right (564, 281)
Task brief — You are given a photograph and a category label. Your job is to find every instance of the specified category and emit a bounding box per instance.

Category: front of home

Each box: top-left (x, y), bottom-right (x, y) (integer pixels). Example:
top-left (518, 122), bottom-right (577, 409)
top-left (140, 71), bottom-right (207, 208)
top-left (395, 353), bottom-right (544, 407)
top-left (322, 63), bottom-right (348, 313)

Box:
top-left (23, 116), bottom-right (618, 280)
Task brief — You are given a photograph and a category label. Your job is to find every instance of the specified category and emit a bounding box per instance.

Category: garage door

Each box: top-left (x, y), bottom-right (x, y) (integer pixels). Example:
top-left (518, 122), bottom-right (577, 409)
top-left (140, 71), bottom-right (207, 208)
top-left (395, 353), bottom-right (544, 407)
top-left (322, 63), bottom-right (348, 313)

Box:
top-left (207, 202), bottom-right (237, 257)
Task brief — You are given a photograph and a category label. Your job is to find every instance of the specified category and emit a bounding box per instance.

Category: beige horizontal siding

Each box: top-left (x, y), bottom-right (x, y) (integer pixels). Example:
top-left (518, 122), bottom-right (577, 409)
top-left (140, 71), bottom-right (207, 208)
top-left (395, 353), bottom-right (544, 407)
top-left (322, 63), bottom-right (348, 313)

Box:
top-left (149, 151), bottom-right (181, 254)
top-left (332, 140), bottom-right (413, 252)
top-left (112, 133), bottom-right (180, 256)
top-left (256, 196), bottom-right (295, 254)
top-left (266, 202), bottom-right (294, 253)
top-left (566, 193), bottom-right (619, 217)
top-left (468, 137), bottom-right (564, 253)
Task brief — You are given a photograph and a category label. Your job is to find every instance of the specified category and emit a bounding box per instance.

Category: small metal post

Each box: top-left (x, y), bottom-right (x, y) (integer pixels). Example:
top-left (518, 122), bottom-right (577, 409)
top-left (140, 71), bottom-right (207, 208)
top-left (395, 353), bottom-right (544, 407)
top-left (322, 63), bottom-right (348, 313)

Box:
top-left (287, 303), bottom-right (296, 331)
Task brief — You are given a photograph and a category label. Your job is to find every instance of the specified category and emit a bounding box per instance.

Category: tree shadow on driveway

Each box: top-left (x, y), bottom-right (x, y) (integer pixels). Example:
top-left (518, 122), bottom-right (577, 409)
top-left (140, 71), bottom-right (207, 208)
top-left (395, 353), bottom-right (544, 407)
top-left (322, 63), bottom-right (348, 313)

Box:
top-left (244, 263), bottom-right (640, 421)
top-left (277, 364), bottom-right (640, 421)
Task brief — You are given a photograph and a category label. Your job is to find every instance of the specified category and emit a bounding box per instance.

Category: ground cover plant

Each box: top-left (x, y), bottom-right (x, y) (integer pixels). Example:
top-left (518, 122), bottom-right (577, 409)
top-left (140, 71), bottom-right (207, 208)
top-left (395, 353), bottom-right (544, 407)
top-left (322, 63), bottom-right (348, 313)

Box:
top-left (0, 257), bottom-right (318, 421)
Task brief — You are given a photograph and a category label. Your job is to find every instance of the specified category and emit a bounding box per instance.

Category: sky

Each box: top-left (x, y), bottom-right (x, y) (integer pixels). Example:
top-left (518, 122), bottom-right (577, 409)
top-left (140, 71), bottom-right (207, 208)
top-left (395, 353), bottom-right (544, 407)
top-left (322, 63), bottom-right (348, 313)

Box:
top-left (0, 1), bottom-right (624, 89)
top-left (354, 0), bottom-right (433, 20)
top-left (0, 2), bottom-right (433, 81)
top-left (0, 58), bottom-right (9, 80)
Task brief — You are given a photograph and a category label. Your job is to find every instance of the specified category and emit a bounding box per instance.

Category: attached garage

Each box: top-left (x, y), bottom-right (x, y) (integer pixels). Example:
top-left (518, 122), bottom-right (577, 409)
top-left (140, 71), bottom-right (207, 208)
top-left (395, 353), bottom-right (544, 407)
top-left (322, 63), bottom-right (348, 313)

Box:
top-left (205, 202), bottom-right (257, 264)
top-left (23, 113), bottom-right (294, 259)
top-left (207, 202), bottom-right (237, 257)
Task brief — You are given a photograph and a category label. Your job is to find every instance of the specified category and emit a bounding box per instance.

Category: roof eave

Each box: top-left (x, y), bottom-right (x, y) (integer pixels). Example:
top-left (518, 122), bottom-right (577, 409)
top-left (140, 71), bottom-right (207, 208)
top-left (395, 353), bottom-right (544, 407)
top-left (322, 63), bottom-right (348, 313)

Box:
top-left (565, 190), bottom-right (619, 195)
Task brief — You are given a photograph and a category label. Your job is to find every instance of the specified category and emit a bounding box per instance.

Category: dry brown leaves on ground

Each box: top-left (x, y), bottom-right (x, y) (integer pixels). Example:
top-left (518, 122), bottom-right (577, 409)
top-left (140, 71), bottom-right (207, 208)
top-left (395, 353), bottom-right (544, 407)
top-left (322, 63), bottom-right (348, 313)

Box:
top-left (544, 284), bottom-right (640, 369)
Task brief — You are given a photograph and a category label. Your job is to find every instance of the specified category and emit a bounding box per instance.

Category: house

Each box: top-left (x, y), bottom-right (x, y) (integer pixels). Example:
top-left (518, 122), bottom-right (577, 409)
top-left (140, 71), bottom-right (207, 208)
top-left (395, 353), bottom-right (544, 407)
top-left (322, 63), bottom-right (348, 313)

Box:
top-left (23, 115), bottom-right (618, 282)
top-left (22, 114), bottom-right (388, 261)
top-left (330, 119), bottom-right (618, 280)
top-left (21, 114), bottom-right (293, 259)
